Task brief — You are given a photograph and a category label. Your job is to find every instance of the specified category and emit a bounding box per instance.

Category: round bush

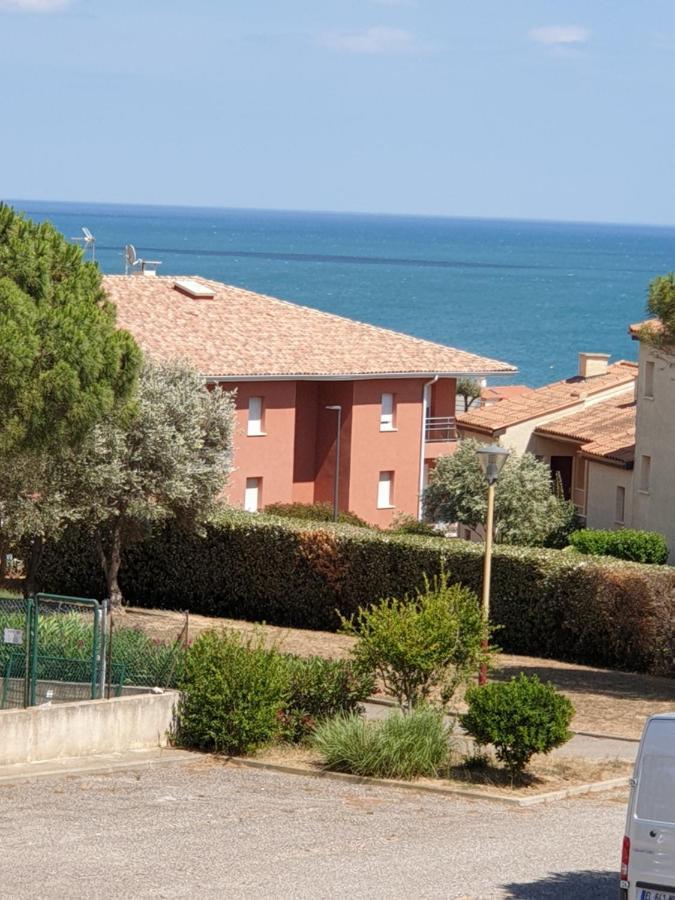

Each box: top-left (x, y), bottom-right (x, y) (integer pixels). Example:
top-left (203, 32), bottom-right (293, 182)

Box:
top-left (460, 674), bottom-right (574, 779)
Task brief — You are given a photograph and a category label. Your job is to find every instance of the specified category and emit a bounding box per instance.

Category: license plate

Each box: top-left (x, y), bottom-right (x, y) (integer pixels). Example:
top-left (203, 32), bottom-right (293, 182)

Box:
top-left (640, 890), bottom-right (675, 900)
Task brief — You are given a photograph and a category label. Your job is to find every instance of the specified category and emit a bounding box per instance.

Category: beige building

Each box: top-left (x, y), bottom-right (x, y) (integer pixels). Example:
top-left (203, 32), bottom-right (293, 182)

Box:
top-left (457, 354), bottom-right (637, 509)
top-left (628, 323), bottom-right (675, 558)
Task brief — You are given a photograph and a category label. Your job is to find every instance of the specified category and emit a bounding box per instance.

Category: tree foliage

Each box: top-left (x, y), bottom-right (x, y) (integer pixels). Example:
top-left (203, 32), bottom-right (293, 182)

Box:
top-left (423, 439), bottom-right (577, 547)
top-left (340, 574), bottom-right (487, 713)
top-left (456, 378), bottom-right (482, 412)
top-left (65, 360), bottom-right (235, 604)
top-left (640, 273), bottom-right (675, 345)
top-left (0, 205), bottom-right (140, 453)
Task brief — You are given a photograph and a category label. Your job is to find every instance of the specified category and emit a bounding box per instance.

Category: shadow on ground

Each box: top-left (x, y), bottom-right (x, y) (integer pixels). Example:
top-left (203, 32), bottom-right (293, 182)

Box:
top-left (495, 659), bottom-right (675, 704)
top-left (502, 868), bottom-right (617, 899)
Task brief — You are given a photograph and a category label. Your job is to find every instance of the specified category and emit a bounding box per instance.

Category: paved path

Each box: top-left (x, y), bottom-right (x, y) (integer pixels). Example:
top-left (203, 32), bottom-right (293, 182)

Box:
top-left (364, 702), bottom-right (639, 761)
top-left (0, 756), bottom-right (627, 899)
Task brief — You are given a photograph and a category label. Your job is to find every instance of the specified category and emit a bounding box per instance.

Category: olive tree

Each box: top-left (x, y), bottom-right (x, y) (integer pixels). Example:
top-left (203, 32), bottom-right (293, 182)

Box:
top-left (70, 360), bottom-right (235, 605)
top-left (423, 439), bottom-right (577, 547)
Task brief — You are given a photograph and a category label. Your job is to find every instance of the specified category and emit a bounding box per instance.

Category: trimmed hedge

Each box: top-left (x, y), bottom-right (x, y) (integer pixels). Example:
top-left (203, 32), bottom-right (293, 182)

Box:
top-left (35, 509), bottom-right (674, 676)
top-left (569, 528), bottom-right (669, 565)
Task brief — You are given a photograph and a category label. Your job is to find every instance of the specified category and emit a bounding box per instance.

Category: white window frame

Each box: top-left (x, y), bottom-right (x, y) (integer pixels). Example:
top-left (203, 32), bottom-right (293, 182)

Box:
top-left (247, 396), bottom-right (265, 436)
top-left (377, 471), bottom-right (394, 509)
top-left (244, 477), bottom-right (261, 512)
top-left (380, 393), bottom-right (396, 431)
top-left (639, 455), bottom-right (651, 494)
top-left (615, 485), bottom-right (626, 525)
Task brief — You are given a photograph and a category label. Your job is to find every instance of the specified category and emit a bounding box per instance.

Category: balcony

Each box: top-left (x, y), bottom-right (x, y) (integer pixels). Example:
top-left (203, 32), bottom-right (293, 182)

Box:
top-left (425, 416), bottom-right (457, 443)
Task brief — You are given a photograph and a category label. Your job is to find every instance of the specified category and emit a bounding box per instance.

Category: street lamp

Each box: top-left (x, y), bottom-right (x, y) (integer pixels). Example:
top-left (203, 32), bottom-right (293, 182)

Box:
top-left (475, 444), bottom-right (510, 685)
top-left (325, 405), bottom-right (342, 522)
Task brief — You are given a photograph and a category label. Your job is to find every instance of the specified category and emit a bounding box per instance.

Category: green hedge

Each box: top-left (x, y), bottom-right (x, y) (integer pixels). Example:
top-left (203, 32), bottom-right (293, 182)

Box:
top-left (35, 510), bottom-right (674, 676)
top-left (569, 528), bottom-right (669, 565)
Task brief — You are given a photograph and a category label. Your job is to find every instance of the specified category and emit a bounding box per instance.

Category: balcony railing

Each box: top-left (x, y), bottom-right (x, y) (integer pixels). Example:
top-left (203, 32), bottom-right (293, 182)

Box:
top-left (425, 416), bottom-right (457, 443)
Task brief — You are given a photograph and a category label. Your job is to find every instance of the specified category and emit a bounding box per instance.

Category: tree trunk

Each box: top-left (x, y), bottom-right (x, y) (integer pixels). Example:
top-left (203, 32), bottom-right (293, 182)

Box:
top-left (98, 525), bottom-right (124, 607)
top-left (23, 536), bottom-right (44, 598)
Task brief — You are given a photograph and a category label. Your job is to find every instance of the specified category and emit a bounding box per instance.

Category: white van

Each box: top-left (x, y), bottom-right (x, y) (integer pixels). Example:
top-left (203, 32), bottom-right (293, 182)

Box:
top-left (621, 714), bottom-right (675, 900)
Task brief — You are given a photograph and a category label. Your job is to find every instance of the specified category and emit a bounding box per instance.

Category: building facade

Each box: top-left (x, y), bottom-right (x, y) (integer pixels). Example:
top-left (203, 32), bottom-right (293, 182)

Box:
top-left (104, 275), bottom-right (515, 527)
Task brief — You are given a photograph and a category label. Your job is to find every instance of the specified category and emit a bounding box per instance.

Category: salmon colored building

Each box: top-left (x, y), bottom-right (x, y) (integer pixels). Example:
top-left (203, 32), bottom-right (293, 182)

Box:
top-left (103, 275), bottom-right (516, 527)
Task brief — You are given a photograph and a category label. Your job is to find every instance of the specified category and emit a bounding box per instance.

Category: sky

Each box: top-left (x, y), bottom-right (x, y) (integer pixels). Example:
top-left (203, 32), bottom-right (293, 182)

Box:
top-left (2, 0), bottom-right (675, 224)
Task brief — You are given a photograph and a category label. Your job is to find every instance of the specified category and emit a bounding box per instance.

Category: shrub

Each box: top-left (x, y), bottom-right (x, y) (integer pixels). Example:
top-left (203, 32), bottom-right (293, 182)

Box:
top-left (178, 630), bottom-right (290, 755)
top-left (389, 513), bottom-right (440, 537)
top-left (312, 707), bottom-right (451, 780)
top-left (461, 674), bottom-right (574, 780)
top-left (277, 655), bottom-right (374, 743)
top-left (340, 575), bottom-right (487, 712)
top-left (570, 528), bottom-right (669, 565)
top-left (34, 509), bottom-right (675, 675)
top-left (265, 502), bottom-right (371, 529)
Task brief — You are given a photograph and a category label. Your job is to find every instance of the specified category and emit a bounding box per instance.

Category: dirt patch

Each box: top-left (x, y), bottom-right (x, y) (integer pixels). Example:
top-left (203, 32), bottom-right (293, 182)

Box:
top-left (123, 606), bottom-right (675, 740)
top-left (249, 743), bottom-right (632, 799)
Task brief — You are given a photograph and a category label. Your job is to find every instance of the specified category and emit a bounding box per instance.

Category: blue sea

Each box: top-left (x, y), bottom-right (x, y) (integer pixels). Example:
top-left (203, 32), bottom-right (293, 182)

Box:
top-left (10, 199), bottom-right (675, 386)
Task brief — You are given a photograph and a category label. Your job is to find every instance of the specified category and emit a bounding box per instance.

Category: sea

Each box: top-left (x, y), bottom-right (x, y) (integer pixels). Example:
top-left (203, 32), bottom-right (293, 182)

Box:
top-left (10, 199), bottom-right (675, 387)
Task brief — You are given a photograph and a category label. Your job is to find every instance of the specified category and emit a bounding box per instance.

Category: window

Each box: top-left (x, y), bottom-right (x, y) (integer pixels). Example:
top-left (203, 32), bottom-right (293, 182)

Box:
top-left (644, 361), bottom-right (655, 399)
top-left (244, 477), bottom-right (261, 512)
top-left (377, 471), bottom-right (394, 508)
top-left (247, 397), bottom-right (264, 436)
top-left (380, 393), bottom-right (395, 431)
top-left (615, 486), bottom-right (625, 525)
top-left (640, 455), bottom-right (651, 494)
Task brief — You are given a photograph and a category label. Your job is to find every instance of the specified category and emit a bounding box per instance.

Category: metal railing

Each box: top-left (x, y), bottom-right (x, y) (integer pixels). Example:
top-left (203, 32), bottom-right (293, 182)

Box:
top-left (425, 416), bottom-right (457, 443)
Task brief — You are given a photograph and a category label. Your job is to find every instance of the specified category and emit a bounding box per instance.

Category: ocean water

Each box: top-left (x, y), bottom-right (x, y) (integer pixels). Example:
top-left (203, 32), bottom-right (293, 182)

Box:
top-left (11, 199), bottom-right (675, 386)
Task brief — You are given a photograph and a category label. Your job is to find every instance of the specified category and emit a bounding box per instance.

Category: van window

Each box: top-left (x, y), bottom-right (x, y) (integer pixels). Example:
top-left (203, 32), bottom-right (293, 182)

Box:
top-left (636, 721), bottom-right (675, 824)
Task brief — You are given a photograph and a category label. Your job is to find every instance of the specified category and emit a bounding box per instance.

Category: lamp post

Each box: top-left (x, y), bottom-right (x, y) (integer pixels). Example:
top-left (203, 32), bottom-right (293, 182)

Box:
top-left (475, 444), bottom-right (510, 685)
top-left (325, 405), bottom-right (342, 522)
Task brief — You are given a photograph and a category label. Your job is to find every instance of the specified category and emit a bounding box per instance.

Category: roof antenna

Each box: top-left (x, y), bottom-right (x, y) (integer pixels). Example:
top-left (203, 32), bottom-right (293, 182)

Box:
top-left (72, 226), bottom-right (96, 260)
top-left (124, 244), bottom-right (161, 277)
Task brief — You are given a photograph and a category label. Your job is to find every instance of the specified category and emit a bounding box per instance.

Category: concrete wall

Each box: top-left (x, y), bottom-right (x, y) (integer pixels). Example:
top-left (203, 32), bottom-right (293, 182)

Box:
top-left (631, 342), bottom-right (675, 560)
top-left (585, 462), bottom-right (634, 531)
top-left (0, 691), bottom-right (178, 767)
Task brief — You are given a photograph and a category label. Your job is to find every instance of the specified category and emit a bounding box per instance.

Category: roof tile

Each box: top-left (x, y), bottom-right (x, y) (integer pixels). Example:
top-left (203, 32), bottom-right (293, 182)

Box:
top-left (104, 276), bottom-right (516, 379)
top-left (457, 361), bottom-right (637, 433)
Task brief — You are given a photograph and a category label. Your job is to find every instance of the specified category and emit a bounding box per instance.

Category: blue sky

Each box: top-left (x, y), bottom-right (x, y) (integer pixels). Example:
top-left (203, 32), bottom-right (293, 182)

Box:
top-left (2, 0), bottom-right (675, 224)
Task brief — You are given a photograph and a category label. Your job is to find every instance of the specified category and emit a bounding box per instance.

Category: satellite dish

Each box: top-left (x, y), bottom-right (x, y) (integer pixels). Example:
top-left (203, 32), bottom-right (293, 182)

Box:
top-left (124, 243), bottom-right (161, 276)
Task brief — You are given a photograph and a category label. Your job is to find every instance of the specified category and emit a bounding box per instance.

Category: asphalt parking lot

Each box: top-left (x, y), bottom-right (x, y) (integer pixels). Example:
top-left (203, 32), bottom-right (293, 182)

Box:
top-left (0, 757), bottom-right (626, 899)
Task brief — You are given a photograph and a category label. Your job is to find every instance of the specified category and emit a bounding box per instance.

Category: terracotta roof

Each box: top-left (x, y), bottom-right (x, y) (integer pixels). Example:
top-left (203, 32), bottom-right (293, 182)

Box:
top-left (534, 395), bottom-right (635, 466)
top-left (629, 319), bottom-right (662, 339)
top-left (104, 276), bottom-right (516, 379)
top-left (480, 384), bottom-right (536, 404)
top-left (456, 361), bottom-right (637, 434)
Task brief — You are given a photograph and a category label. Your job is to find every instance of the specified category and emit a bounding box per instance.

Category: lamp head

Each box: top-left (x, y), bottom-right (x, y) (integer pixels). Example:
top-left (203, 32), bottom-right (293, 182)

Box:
top-left (325, 405), bottom-right (342, 411)
top-left (476, 444), bottom-right (510, 485)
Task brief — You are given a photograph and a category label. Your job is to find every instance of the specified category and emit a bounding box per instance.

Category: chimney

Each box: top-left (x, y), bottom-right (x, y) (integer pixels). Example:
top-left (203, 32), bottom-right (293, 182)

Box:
top-left (578, 352), bottom-right (610, 379)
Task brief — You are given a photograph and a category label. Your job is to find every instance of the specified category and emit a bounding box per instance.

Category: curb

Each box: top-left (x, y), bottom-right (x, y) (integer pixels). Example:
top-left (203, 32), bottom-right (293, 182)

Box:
top-left (0, 749), bottom-right (196, 786)
top-left (225, 756), bottom-right (630, 807)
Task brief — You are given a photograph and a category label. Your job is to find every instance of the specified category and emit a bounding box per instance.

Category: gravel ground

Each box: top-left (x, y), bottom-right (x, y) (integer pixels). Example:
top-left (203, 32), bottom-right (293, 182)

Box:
top-left (0, 757), bottom-right (627, 899)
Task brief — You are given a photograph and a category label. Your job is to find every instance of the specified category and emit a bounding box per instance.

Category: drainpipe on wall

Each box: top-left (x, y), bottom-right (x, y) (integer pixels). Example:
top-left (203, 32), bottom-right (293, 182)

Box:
top-left (418, 375), bottom-right (439, 520)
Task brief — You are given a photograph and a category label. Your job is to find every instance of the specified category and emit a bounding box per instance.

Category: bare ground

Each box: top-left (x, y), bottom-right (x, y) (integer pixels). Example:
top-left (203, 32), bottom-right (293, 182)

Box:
top-left (120, 605), bottom-right (675, 740)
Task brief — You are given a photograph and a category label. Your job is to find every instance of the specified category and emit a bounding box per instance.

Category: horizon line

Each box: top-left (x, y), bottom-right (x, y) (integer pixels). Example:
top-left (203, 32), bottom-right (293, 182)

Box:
top-left (5, 196), bottom-right (675, 233)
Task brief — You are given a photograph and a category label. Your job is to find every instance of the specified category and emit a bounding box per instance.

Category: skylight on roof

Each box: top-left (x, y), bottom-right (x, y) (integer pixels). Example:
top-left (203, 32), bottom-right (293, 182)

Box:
top-left (173, 279), bottom-right (215, 299)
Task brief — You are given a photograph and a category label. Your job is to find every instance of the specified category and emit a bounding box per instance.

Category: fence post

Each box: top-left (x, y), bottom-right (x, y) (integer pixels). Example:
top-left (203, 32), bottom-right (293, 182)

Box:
top-left (23, 595), bottom-right (33, 708)
top-left (99, 600), bottom-right (108, 699)
top-left (91, 603), bottom-right (101, 700)
top-left (29, 597), bottom-right (38, 707)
